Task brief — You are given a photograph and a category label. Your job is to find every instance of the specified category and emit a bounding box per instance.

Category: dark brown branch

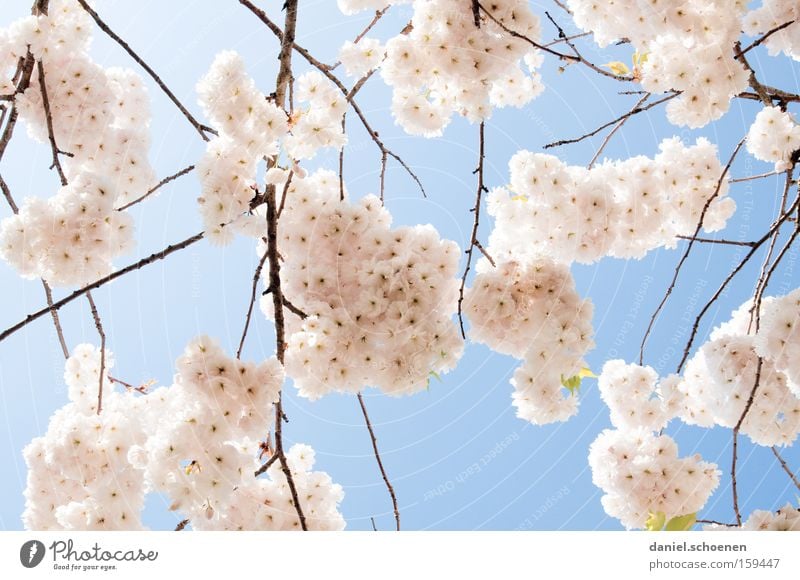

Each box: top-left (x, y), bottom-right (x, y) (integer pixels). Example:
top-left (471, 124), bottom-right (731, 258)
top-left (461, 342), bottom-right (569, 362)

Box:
top-left (458, 122), bottom-right (487, 339)
top-left (473, 238), bottom-right (495, 267)
top-left (75, 0), bottom-right (216, 141)
top-left (357, 392), bottom-right (400, 531)
top-left (0, 53), bottom-right (35, 162)
top-left (479, 3), bottom-right (577, 62)
top-left (36, 60), bottom-right (70, 186)
top-left (739, 20), bottom-right (795, 57)
top-left (354, 7), bottom-right (389, 46)
top-left (472, 0), bottom-right (481, 28)
top-left (543, 10), bottom-right (630, 80)
top-left (116, 165), bottom-right (195, 212)
top-left (236, 245), bottom-right (269, 360)
top-left (675, 235), bottom-right (757, 248)
top-left (731, 357), bottom-right (764, 525)
top-left (676, 180), bottom-right (800, 373)
top-left (85, 290), bottom-right (106, 415)
top-left (545, 93), bottom-right (678, 149)
top-left (588, 93), bottom-right (649, 168)
top-left (0, 172), bottom-right (17, 213)
top-left (41, 280), bottom-right (69, 359)
top-left (696, 519), bottom-right (737, 527)
top-left (174, 519), bottom-right (189, 531)
top-left (238, 0), bottom-right (426, 199)
top-left (771, 446), bottom-right (800, 492)
top-left (0, 231), bottom-right (205, 345)
top-left (263, 0), bottom-right (308, 532)
top-left (639, 136), bottom-right (746, 366)
top-left (254, 452), bottom-right (279, 478)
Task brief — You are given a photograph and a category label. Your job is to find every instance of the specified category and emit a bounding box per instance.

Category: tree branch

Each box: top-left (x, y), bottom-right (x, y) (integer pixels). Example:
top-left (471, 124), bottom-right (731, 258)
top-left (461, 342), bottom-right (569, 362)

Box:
top-left (731, 357), bottom-right (764, 525)
top-left (116, 165), bottom-right (195, 212)
top-left (0, 231), bottom-right (205, 345)
top-left (85, 290), bottom-right (106, 415)
top-left (639, 136), bottom-right (746, 366)
top-left (770, 446), bottom-right (800, 492)
top-left (458, 121), bottom-right (487, 339)
top-left (357, 392), bottom-right (400, 531)
top-left (75, 0), bottom-right (216, 141)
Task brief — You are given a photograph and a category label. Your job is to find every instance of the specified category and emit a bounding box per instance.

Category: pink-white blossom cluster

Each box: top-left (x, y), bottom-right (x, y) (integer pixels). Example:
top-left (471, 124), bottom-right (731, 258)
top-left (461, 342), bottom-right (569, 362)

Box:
top-left (743, 1), bottom-right (800, 61)
top-left (260, 169), bottom-right (463, 399)
top-left (338, 38), bottom-right (385, 78)
top-left (23, 339), bottom-right (346, 531)
top-left (196, 53), bottom-right (346, 244)
top-left (486, 138), bottom-right (735, 264)
top-left (464, 259), bottom-right (594, 424)
top-left (746, 106), bottom-right (800, 171)
top-left (676, 298), bottom-right (800, 447)
top-left (377, 0), bottom-right (544, 136)
top-left (706, 504), bottom-right (800, 531)
top-left (568, 0), bottom-right (749, 128)
top-left (588, 428), bottom-right (720, 529)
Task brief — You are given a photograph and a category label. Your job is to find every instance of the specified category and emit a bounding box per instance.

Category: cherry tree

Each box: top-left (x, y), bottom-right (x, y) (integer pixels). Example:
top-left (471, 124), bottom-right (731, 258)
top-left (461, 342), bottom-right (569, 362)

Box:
top-left (1, 0), bottom-right (799, 531)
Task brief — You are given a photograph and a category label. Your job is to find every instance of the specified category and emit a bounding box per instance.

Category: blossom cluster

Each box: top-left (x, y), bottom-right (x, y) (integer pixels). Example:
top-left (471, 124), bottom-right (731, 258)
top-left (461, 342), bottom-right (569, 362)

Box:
top-left (588, 428), bottom-right (720, 530)
top-left (746, 106), bottom-right (800, 171)
top-left (23, 339), bottom-right (346, 531)
top-left (568, 0), bottom-right (749, 128)
top-left (743, 1), bottom-right (800, 61)
top-left (195, 53), bottom-right (346, 244)
top-left (464, 259), bottom-right (594, 424)
top-left (486, 138), bottom-right (735, 264)
top-left (260, 168), bottom-right (463, 399)
top-left (677, 298), bottom-right (800, 447)
top-left (706, 504), bottom-right (800, 531)
top-left (0, 0), bottom-right (155, 286)
top-left (23, 344), bottom-right (148, 530)
top-left (372, 0), bottom-right (544, 136)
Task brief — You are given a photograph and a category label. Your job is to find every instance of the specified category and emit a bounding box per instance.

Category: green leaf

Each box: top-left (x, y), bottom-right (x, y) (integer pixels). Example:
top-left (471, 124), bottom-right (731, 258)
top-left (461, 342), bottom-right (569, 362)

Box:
top-left (604, 61), bottom-right (630, 76)
top-left (645, 511), bottom-right (666, 531)
top-left (426, 370), bottom-right (442, 391)
top-left (560, 367), bottom-right (597, 396)
top-left (665, 513), bottom-right (697, 531)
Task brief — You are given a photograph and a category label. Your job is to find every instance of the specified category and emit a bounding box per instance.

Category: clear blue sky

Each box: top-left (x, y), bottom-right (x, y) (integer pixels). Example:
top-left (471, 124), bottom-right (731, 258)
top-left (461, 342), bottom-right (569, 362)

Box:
top-left (0, 0), bottom-right (798, 531)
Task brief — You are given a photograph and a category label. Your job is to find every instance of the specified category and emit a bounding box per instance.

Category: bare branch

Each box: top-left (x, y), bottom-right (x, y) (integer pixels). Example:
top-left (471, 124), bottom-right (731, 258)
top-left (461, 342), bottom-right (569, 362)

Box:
top-left (236, 245), bottom-right (269, 360)
top-left (357, 392), bottom-right (400, 531)
top-left (545, 93), bottom-right (678, 149)
top-left (639, 136), bottom-right (746, 366)
top-left (739, 20), bottom-right (795, 57)
top-left (479, 3), bottom-right (578, 62)
top-left (731, 357), bottom-right (764, 525)
top-left (174, 519), bottom-right (189, 531)
top-left (588, 93), bottom-right (649, 168)
top-left (116, 165), bottom-right (196, 212)
top-left (458, 122), bottom-right (487, 339)
top-left (0, 231), bottom-right (205, 345)
top-left (86, 291), bottom-right (106, 415)
top-left (75, 0), bottom-right (216, 141)
top-left (238, 0), bottom-right (426, 198)
top-left (674, 235), bottom-right (757, 248)
top-left (771, 446), bottom-right (800, 492)
top-left (36, 60), bottom-right (71, 186)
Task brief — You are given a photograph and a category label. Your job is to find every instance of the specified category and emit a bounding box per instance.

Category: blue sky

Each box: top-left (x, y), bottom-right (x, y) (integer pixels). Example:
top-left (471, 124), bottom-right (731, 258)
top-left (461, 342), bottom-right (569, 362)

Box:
top-left (0, 0), bottom-right (798, 531)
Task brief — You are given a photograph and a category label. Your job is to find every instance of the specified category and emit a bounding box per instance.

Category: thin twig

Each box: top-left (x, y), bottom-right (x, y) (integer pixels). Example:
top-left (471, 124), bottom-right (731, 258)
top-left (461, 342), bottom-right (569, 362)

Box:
top-left (236, 246), bottom-right (269, 359)
top-left (729, 170), bottom-right (781, 183)
top-left (0, 172), bottom-right (18, 213)
top-left (479, 3), bottom-right (577, 62)
top-left (588, 94), bottom-right (649, 168)
top-left (675, 235), bottom-right (757, 248)
top-left (254, 453), bottom-right (279, 478)
top-left (770, 446), bottom-right (800, 492)
top-left (696, 519), bottom-right (738, 527)
top-left (238, 0), bottom-right (426, 198)
top-left (174, 519), bottom-right (189, 531)
top-left (41, 280), bottom-right (69, 359)
top-left (357, 392), bottom-right (400, 531)
top-left (458, 122), bottom-right (487, 339)
top-left (0, 231), bottom-right (205, 345)
top-left (545, 93), bottom-right (678, 149)
top-left (639, 136), bottom-right (746, 366)
top-left (36, 60), bottom-right (71, 186)
top-left (85, 291), bottom-right (106, 415)
top-left (731, 358), bottom-right (764, 525)
top-left (739, 20), bottom-right (795, 57)
top-left (676, 182), bottom-right (800, 373)
top-left (116, 165), bottom-right (195, 211)
top-left (75, 0), bottom-right (216, 141)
